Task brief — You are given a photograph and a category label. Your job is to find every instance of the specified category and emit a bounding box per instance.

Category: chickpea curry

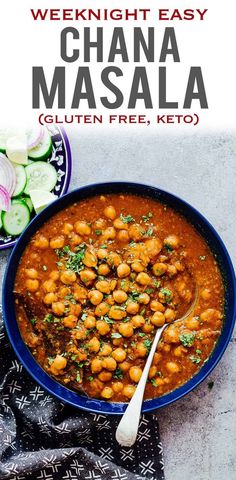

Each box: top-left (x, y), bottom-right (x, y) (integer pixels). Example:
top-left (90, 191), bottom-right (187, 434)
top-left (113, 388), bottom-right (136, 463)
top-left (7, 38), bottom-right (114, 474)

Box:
top-left (15, 194), bottom-right (224, 402)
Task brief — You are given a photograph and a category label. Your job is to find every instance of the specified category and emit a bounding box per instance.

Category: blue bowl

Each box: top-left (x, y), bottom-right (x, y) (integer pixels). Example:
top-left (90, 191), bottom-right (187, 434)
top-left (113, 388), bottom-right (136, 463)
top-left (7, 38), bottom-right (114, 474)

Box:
top-left (2, 182), bottom-right (236, 414)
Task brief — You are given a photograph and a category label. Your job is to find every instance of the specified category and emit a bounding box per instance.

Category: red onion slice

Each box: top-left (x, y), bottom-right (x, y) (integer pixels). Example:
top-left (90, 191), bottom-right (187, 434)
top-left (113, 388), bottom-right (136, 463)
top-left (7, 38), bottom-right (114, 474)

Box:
top-left (0, 153), bottom-right (16, 196)
top-left (27, 126), bottom-right (44, 149)
top-left (0, 184), bottom-right (11, 211)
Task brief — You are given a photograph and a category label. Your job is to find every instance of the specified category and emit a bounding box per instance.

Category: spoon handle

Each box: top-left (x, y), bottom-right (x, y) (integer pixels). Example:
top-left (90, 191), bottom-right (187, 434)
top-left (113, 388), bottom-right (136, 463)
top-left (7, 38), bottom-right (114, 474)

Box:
top-left (115, 325), bottom-right (166, 447)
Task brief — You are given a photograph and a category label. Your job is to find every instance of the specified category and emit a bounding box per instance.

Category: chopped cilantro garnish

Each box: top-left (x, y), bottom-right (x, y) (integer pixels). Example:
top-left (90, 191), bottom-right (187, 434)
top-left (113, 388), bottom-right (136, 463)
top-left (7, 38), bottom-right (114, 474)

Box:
top-left (120, 213), bottom-right (134, 224)
top-left (145, 288), bottom-right (154, 294)
top-left (160, 288), bottom-right (173, 303)
top-left (76, 372), bottom-right (81, 382)
top-left (138, 332), bottom-right (146, 337)
top-left (44, 314), bottom-right (53, 323)
top-left (179, 332), bottom-right (195, 347)
top-left (164, 244), bottom-right (173, 253)
top-left (150, 378), bottom-right (158, 387)
top-left (103, 316), bottom-right (114, 324)
top-left (142, 212), bottom-right (153, 222)
top-left (113, 368), bottom-right (123, 380)
top-left (129, 241), bottom-right (136, 247)
top-left (146, 227), bottom-right (153, 237)
top-left (196, 349), bottom-right (202, 355)
top-left (111, 333), bottom-right (122, 339)
top-left (143, 339), bottom-right (152, 353)
top-left (87, 376), bottom-right (94, 382)
top-left (189, 355), bottom-right (201, 365)
top-left (95, 230), bottom-right (102, 236)
top-left (30, 318), bottom-right (36, 325)
top-left (47, 356), bottom-right (54, 365)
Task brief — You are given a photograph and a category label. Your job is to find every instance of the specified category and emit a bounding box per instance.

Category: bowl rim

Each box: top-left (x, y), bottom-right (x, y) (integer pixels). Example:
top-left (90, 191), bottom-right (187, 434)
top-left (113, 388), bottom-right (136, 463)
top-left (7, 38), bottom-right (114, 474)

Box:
top-left (2, 181), bottom-right (236, 415)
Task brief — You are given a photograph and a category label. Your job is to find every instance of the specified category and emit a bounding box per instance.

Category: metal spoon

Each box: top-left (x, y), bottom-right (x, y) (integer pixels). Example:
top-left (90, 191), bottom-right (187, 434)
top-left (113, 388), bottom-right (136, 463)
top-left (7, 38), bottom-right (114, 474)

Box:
top-left (116, 288), bottom-right (199, 447)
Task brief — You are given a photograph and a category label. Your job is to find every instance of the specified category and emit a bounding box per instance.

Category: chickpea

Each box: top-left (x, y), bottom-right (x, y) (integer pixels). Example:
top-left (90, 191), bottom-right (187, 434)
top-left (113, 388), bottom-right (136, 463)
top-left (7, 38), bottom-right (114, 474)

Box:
top-left (25, 268), bottom-right (38, 279)
top-left (97, 248), bottom-right (108, 260)
top-left (26, 279), bottom-right (39, 293)
top-left (117, 230), bottom-right (129, 243)
top-left (97, 263), bottom-right (110, 276)
top-left (166, 361), bottom-right (180, 373)
top-left (83, 250), bottom-right (97, 268)
top-left (112, 338), bottom-right (122, 347)
top-left (185, 317), bottom-right (200, 330)
top-left (112, 381), bottom-right (123, 393)
top-left (152, 263), bottom-right (167, 276)
top-left (119, 361), bottom-right (131, 372)
top-left (123, 385), bottom-right (136, 399)
top-left (89, 378), bottom-right (104, 396)
top-left (164, 308), bottom-right (176, 323)
top-left (70, 233), bottom-right (82, 246)
top-left (69, 304), bottom-right (82, 317)
top-left (132, 315), bottom-right (145, 328)
top-left (129, 366), bottom-right (143, 383)
top-left (150, 300), bottom-right (165, 312)
top-left (131, 260), bottom-right (145, 273)
top-left (51, 355), bottom-right (67, 371)
top-left (110, 279), bottom-right (117, 291)
top-left (63, 315), bottom-right (78, 328)
top-left (50, 236), bottom-right (65, 249)
top-left (104, 205), bottom-right (116, 220)
top-left (136, 272), bottom-right (151, 286)
top-left (84, 315), bottom-right (96, 329)
top-left (151, 311), bottom-right (165, 327)
top-left (95, 302), bottom-right (109, 317)
top-left (145, 238), bottom-right (162, 258)
top-left (113, 290), bottom-right (128, 304)
top-left (52, 302), bottom-right (65, 316)
top-left (91, 358), bottom-right (103, 373)
top-left (174, 346), bottom-right (187, 357)
top-left (112, 348), bottom-right (127, 362)
top-left (100, 343), bottom-right (113, 356)
top-left (94, 217), bottom-right (106, 229)
top-left (200, 308), bottom-right (221, 323)
top-left (117, 263), bottom-right (131, 278)
top-left (163, 325), bottom-right (179, 343)
top-left (98, 371), bottom-right (113, 382)
top-left (106, 295), bottom-right (115, 306)
top-left (43, 292), bottom-right (57, 305)
top-left (59, 286), bottom-right (70, 298)
top-left (164, 234), bottom-right (179, 249)
top-left (34, 235), bottom-right (49, 249)
top-left (139, 293), bottom-right (150, 304)
top-left (101, 387), bottom-right (114, 399)
top-left (60, 270), bottom-right (77, 285)
top-left (88, 290), bottom-right (103, 305)
top-left (163, 344), bottom-right (171, 353)
top-left (201, 288), bottom-right (211, 301)
top-left (113, 218), bottom-right (128, 230)
top-left (129, 224), bottom-right (144, 241)
top-left (118, 322), bottom-right (134, 338)
top-left (152, 352), bottom-right (162, 365)
top-left (167, 265), bottom-right (177, 277)
top-left (109, 306), bottom-right (126, 320)
top-left (148, 365), bottom-right (158, 379)
top-left (74, 221), bottom-right (91, 236)
top-left (42, 279), bottom-right (56, 293)
top-left (50, 271), bottom-right (60, 281)
top-left (95, 280), bottom-right (111, 294)
top-left (79, 269), bottom-right (97, 284)
top-left (73, 285), bottom-right (88, 303)
top-left (135, 342), bottom-right (148, 358)
top-left (106, 253), bottom-right (121, 270)
top-left (103, 227), bottom-right (116, 240)
top-left (88, 337), bottom-right (101, 353)
top-left (102, 357), bottom-right (117, 371)
top-left (126, 301), bottom-right (139, 315)
top-left (96, 320), bottom-right (111, 335)
top-left (142, 322), bottom-right (154, 333)
top-left (63, 222), bottom-right (73, 235)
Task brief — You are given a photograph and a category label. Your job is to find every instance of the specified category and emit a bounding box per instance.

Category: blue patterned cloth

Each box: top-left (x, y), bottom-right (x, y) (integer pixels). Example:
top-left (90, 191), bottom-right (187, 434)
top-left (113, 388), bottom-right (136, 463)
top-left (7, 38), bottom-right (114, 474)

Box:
top-left (0, 307), bottom-right (165, 480)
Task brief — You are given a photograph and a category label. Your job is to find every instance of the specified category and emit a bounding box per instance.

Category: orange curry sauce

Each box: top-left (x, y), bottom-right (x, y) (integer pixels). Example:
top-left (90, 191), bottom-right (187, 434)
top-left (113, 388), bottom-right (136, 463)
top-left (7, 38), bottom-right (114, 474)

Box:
top-left (15, 194), bottom-right (224, 402)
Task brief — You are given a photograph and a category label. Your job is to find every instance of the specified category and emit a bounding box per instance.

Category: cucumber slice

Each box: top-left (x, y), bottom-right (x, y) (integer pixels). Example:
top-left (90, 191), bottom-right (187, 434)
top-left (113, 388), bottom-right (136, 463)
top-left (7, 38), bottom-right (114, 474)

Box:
top-left (0, 211), bottom-right (2, 229)
top-left (22, 196), bottom-right (33, 213)
top-left (6, 134), bottom-right (28, 165)
top-left (28, 128), bottom-right (53, 161)
top-left (12, 165), bottom-right (27, 197)
top-left (24, 161), bottom-right (57, 195)
top-left (2, 200), bottom-right (30, 236)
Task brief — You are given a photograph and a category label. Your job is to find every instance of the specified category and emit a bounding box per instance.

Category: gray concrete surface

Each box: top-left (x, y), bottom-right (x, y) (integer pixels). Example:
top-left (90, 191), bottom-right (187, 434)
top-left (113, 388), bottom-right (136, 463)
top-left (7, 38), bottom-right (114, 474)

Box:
top-left (0, 130), bottom-right (235, 480)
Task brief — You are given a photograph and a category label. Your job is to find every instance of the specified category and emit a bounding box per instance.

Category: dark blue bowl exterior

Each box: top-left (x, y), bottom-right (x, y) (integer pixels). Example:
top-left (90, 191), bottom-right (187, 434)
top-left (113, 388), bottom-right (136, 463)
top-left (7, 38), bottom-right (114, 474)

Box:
top-left (2, 182), bottom-right (236, 415)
